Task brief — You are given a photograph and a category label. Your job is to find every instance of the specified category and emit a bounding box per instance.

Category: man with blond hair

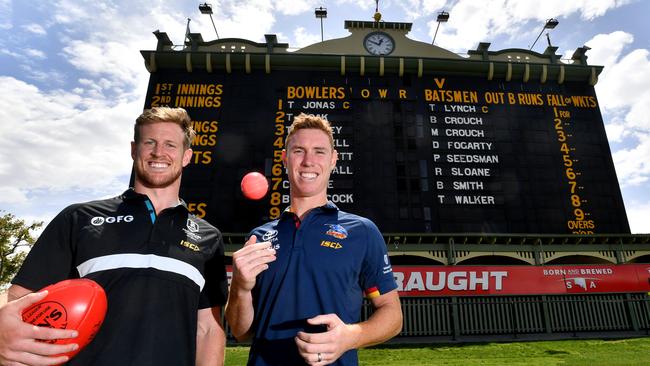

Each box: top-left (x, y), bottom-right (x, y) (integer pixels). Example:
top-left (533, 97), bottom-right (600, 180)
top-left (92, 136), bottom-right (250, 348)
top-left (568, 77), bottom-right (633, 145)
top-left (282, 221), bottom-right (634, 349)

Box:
top-left (226, 113), bottom-right (402, 365)
top-left (0, 107), bottom-right (228, 366)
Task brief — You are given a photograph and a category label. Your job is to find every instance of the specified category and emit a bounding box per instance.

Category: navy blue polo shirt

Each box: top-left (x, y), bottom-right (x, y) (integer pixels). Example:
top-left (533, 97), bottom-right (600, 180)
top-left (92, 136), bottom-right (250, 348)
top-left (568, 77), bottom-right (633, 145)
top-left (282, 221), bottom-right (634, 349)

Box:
top-left (247, 202), bottom-right (397, 366)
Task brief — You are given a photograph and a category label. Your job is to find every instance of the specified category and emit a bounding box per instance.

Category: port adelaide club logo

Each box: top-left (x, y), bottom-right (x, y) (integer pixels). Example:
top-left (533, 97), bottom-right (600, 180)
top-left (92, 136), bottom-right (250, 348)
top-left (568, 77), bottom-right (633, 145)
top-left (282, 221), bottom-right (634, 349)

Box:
top-left (183, 218), bottom-right (202, 241)
top-left (186, 218), bottom-right (200, 233)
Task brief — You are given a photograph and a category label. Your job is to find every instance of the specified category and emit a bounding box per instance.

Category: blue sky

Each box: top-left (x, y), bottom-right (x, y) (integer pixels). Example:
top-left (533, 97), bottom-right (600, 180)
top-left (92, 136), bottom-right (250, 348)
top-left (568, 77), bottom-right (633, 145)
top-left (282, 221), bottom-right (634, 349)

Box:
top-left (0, 0), bottom-right (649, 233)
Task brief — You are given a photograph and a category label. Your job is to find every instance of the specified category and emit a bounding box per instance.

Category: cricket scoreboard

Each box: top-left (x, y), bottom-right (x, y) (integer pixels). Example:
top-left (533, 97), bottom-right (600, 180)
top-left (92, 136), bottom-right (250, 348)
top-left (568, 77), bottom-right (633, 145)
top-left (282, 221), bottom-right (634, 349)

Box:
top-left (142, 69), bottom-right (629, 234)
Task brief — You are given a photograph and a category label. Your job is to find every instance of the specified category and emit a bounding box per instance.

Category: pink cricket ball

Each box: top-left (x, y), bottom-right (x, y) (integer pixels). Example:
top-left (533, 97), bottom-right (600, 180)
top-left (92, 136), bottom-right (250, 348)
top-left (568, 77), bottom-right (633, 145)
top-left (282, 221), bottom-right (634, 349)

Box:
top-left (241, 172), bottom-right (269, 200)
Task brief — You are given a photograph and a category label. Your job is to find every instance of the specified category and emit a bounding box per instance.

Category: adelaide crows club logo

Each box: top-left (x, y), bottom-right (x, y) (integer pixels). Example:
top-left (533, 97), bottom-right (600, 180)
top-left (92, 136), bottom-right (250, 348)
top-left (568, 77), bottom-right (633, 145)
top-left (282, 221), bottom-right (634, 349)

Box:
top-left (325, 224), bottom-right (348, 239)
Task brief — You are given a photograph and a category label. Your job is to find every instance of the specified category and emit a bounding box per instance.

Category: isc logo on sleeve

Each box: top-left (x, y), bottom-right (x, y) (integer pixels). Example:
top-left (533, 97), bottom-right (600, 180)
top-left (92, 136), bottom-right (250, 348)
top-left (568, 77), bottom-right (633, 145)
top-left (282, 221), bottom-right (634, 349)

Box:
top-left (179, 240), bottom-right (200, 251)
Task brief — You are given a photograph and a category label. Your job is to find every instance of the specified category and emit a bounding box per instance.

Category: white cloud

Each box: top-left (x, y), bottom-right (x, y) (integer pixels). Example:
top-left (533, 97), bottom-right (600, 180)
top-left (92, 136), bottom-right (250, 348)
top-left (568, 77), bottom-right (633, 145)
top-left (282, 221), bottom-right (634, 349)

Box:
top-left (586, 31), bottom-right (634, 76)
top-left (62, 40), bottom-right (147, 91)
top-left (625, 85), bottom-right (650, 132)
top-left (0, 48), bottom-right (20, 58)
top-left (52, 0), bottom-right (101, 24)
top-left (46, 4), bottom-right (172, 96)
top-left (0, 0), bottom-right (10, 30)
top-left (571, 0), bottom-right (633, 20)
top-left (427, 1), bottom-right (508, 53)
top-left (0, 187), bottom-right (27, 205)
top-left (625, 200), bottom-right (650, 234)
top-left (334, 0), bottom-right (372, 10)
top-left (612, 132), bottom-right (650, 187)
top-left (504, 0), bottom-right (631, 21)
top-left (398, 0), bottom-right (447, 21)
top-left (24, 48), bottom-right (46, 59)
top-left (293, 26), bottom-right (321, 48)
top-left (422, 0), bottom-right (448, 14)
top-left (0, 1), bottom-right (177, 217)
top-left (22, 23), bottom-right (46, 35)
top-left (604, 122), bottom-right (626, 143)
top-left (428, 0), bottom-right (631, 53)
top-left (575, 29), bottom-right (650, 192)
top-left (0, 77), bottom-right (138, 207)
top-left (596, 48), bottom-right (650, 127)
top-left (275, 0), bottom-right (316, 16)
top-left (206, 0), bottom-right (276, 41)
top-left (19, 65), bottom-right (66, 85)
top-left (1, 47), bottom-right (46, 62)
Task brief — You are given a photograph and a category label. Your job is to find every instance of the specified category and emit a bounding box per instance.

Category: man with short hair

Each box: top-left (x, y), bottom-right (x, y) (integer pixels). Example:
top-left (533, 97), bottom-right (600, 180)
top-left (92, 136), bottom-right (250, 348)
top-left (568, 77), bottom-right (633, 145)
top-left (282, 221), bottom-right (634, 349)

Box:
top-left (226, 113), bottom-right (402, 365)
top-left (0, 107), bottom-right (228, 366)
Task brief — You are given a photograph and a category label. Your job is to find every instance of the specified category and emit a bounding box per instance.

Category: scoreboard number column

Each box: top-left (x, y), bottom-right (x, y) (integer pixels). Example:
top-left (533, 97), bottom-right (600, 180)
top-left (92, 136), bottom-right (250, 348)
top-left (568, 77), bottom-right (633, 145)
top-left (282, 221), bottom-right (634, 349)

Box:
top-left (269, 100), bottom-right (286, 219)
top-left (553, 106), bottom-right (596, 234)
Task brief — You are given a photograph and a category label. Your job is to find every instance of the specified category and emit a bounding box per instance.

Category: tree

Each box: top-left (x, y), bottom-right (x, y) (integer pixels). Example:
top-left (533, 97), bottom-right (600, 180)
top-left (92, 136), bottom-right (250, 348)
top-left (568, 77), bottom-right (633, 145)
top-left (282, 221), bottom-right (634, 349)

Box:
top-left (0, 212), bottom-right (43, 289)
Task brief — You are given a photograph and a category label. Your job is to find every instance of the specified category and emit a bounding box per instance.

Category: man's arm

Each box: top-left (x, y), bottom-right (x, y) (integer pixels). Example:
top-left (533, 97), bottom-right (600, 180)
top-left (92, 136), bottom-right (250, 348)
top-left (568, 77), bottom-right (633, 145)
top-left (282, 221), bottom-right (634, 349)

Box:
top-left (196, 306), bottom-right (226, 366)
top-left (0, 285), bottom-right (79, 366)
top-left (7, 284), bottom-right (33, 302)
top-left (344, 289), bottom-right (402, 348)
top-left (223, 281), bottom-right (255, 341)
top-left (224, 236), bottom-right (275, 341)
top-left (295, 290), bottom-right (402, 365)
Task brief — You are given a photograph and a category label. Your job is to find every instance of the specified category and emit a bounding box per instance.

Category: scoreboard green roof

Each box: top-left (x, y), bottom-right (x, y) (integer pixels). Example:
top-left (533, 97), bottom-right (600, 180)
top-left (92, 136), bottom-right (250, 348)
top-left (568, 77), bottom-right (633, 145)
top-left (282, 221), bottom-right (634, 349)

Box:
top-left (141, 20), bottom-right (601, 85)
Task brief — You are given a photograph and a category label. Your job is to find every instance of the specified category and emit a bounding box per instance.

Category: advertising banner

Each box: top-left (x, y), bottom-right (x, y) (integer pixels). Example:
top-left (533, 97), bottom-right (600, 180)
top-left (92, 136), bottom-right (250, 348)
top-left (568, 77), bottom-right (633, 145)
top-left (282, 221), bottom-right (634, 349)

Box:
top-left (393, 264), bottom-right (650, 296)
top-left (226, 264), bottom-right (650, 296)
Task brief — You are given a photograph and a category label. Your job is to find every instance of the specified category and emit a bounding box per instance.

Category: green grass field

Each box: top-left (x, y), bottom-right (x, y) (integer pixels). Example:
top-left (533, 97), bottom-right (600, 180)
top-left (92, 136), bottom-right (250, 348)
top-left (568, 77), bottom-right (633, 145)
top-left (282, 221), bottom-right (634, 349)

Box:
top-left (225, 337), bottom-right (650, 365)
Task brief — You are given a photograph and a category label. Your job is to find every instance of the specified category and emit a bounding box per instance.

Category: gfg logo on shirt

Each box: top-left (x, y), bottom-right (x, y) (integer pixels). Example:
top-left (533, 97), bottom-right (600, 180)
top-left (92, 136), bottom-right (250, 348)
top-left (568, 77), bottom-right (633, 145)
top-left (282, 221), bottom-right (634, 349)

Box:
top-left (91, 215), bottom-right (134, 226)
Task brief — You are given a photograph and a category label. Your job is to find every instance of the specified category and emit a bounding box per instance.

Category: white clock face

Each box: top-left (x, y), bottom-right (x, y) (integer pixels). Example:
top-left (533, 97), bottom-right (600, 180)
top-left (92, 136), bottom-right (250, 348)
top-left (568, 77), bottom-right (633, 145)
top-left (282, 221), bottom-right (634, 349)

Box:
top-left (363, 32), bottom-right (395, 55)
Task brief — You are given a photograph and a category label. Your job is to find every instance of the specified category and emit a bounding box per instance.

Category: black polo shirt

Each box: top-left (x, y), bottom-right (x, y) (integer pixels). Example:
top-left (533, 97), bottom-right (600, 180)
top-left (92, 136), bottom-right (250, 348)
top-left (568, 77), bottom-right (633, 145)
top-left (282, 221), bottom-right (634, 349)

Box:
top-left (13, 189), bottom-right (228, 365)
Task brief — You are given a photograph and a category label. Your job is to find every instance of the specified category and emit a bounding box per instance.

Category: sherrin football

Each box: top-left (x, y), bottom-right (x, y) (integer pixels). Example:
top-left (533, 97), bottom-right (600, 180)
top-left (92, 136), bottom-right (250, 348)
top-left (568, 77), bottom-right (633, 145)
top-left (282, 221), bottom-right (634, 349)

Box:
top-left (21, 278), bottom-right (107, 360)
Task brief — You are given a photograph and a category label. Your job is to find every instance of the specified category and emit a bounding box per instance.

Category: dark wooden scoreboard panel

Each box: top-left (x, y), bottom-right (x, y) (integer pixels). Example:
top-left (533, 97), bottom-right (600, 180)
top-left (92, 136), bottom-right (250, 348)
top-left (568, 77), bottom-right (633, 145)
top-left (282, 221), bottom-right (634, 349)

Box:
top-left (144, 70), bottom-right (630, 234)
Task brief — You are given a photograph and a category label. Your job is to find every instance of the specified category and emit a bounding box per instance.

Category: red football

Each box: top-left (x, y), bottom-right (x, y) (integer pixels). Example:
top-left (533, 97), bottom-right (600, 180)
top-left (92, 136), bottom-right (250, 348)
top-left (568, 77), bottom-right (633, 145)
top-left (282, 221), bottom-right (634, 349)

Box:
top-left (21, 278), bottom-right (107, 360)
